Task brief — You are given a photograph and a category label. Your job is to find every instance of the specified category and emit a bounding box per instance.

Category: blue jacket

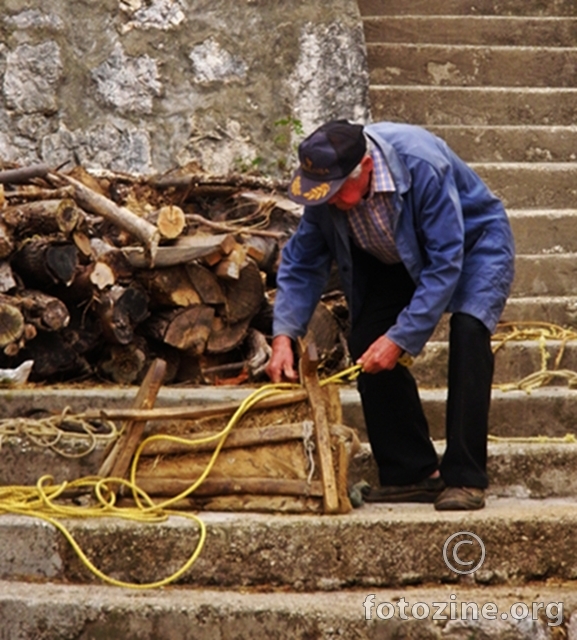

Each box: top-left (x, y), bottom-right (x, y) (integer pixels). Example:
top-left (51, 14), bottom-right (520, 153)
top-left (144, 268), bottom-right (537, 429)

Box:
top-left (273, 122), bottom-right (516, 356)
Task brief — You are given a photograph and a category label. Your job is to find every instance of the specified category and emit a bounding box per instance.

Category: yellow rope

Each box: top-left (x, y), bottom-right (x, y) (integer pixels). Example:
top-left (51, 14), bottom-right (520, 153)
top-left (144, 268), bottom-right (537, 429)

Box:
top-left (0, 380), bottom-right (321, 590)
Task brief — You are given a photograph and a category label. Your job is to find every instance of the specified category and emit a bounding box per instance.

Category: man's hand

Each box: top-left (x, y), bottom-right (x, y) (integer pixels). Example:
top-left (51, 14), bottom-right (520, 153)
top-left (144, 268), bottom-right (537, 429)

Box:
top-left (265, 335), bottom-right (299, 383)
top-left (357, 335), bottom-right (403, 373)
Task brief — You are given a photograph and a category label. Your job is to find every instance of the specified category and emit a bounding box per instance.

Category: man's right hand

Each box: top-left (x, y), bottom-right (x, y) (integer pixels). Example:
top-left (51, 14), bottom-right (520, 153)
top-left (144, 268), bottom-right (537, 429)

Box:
top-left (265, 335), bottom-right (299, 383)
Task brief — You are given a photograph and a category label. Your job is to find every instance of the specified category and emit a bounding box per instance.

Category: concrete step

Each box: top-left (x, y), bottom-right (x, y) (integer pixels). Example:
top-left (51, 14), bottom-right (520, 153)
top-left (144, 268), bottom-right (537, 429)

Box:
top-left (500, 295), bottom-right (577, 327)
top-left (412, 339), bottom-right (577, 389)
top-left (358, 0), bottom-right (577, 17)
top-left (504, 209), bottom-right (577, 253)
top-left (368, 44), bottom-right (577, 88)
top-left (427, 126), bottom-right (577, 163)
top-left (0, 580), bottom-right (572, 639)
top-left (2, 499), bottom-right (577, 589)
top-left (511, 254), bottom-right (577, 297)
top-left (351, 441), bottom-right (577, 499)
top-left (364, 17), bottom-right (577, 47)
top-left (369, 86), bottom-right (577, 126)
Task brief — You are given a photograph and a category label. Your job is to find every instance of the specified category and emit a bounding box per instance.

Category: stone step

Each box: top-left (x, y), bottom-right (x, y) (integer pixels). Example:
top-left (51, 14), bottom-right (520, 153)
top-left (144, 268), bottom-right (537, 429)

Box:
top-left (427, 126), bottom-right (577, 163)
top-left (369, 86), bottom-right (577, 126)
top-left (2, 499), bottom-right (577, 589)
top-left (470, 163), bottom-right (577, 209)
top-left (367, 44), bottom-right (577, 87)
top-left (511, 254), bottom-right (577, 297)
top-left (351, 441), bottom-right (577, 499)
top-left (0, 580), bottom-right (572, 639)
top-left (364, 17), bottom-right (577, 47)
top-left (358, 0), bottom-right (577, 17)
top-left (505, 209), bottom-right (577, 253)
top-left (341, 386), bottom-right (577, 441)
top-left (412, 339), bottom-right (577, 389)
top-left (500, 295), bottom-right (577, 327)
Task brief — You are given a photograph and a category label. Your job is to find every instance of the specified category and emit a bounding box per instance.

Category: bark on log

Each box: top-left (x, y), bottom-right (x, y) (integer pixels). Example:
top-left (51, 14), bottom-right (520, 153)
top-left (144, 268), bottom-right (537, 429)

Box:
top-left (2, 199), bottom-right (82, 237)
top-left (0, 164), bottom-right (50, 184)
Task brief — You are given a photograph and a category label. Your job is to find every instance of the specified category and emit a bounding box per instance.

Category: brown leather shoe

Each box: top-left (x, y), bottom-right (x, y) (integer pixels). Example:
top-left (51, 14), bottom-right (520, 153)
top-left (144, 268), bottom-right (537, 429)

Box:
top-left (363, 476), bottom-right (445, 503)
top-left (434, 486), bottom-right (485, 511)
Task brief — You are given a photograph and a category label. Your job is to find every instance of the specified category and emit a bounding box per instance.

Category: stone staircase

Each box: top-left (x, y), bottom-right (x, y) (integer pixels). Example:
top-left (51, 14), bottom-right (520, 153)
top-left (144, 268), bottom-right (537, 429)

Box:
top-left (3, 1), bottom-right (577, 637)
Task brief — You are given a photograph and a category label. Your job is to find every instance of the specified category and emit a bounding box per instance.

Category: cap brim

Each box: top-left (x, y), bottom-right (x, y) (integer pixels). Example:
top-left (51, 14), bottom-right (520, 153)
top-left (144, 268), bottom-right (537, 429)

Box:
top-left (287, 168), bottom-right (347, 206)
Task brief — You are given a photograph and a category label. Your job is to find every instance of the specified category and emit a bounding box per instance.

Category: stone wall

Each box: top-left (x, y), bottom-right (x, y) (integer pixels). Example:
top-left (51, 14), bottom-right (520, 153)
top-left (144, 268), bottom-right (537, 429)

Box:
top-left (0, 0), bottom-right (369, 177)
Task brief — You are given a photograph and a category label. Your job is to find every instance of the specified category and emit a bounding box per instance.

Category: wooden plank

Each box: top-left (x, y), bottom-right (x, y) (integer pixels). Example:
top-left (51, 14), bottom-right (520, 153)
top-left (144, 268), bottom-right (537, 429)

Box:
top-left (136, 476), bottom-right (324, 498)
top-left (98, 358), bottom-right (167, 480)
top-left (298, 340), bottom-right (340, 514)
top-left (76, 388), bottom-right (308, 422)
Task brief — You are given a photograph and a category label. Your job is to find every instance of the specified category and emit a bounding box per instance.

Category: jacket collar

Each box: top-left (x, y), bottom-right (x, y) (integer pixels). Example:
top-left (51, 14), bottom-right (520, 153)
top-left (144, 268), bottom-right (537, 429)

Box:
top-left (365, 126), bottom-right (411, 194)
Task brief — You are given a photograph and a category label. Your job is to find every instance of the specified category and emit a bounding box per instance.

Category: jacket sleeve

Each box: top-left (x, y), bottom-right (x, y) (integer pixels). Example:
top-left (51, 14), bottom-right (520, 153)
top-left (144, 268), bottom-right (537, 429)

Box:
top-left (273, 208), bottom-right (333, 340)
top-left (386, 159), bottom-right (465, 355)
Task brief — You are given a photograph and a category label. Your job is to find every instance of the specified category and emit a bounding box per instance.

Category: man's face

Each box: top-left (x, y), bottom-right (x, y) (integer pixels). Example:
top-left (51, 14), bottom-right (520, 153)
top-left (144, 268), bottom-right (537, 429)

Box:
top-left (328, 156), bottom-right (373, 210)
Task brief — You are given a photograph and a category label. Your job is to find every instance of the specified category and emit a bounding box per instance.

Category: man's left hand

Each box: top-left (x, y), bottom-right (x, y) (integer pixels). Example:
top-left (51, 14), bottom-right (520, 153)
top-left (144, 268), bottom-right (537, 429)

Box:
top-left (357, 335), bottom-right (403, 373)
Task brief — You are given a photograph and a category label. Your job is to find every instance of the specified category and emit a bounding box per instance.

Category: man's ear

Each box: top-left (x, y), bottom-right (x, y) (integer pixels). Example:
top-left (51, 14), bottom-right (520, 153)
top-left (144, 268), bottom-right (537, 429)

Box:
top-left (361, 155), bottom-right (374, 172)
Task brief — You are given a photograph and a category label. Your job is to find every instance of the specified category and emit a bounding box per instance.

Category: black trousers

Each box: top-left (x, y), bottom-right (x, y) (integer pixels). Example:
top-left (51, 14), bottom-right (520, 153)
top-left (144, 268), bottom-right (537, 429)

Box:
top-left (348, 247), bottom-right (493, 489)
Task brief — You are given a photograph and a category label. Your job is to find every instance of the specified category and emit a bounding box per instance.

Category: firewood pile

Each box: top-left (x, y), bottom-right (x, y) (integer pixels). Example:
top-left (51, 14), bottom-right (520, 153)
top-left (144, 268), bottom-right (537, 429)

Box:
top-left (0, 163), bottom-right (349, 386)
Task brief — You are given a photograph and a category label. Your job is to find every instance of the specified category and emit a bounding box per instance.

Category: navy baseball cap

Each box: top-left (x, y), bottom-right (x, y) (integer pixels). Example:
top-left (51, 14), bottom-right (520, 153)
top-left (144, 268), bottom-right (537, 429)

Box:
top-left (288, 120), bottom-right (366, 206)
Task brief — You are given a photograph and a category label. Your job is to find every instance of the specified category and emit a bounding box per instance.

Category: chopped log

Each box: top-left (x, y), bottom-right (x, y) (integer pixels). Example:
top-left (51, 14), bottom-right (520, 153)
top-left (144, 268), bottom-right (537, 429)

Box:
top-left (138, 266), bottom-right (201, 308)
top-left (2, 199), bottom-right (82, 237)
top-left (0, 302), bottom-right (24, 347)
top-left (17, 290), bottom-right (70, 331)
top-left (122, 232), bottom-right (235, 269)
top-left (76, 387), bottom-right (308, 422)
top-left (67, 165), bottom-right (107, 196)
top-left (0, 221), bottom-right (14, 259)
top-left (136, 476), bottom-right (324, 498)
top-left (0, 184), bottom-right (4, 208)
top-left (53, 172), bottom-right (160, 265)
top-left (98, 340), bottom-right (149, 385)
top-left (4, 185), bottom-right (74, 201)
top-left (13, 238), bottom-right (79, 288)
top-left (207, 316), bottom-right (251, 354)
top-left (144, 304), bottom-right (214, 353)
top-left (97, 358), bottom-right (167, 481)
top-left (0, 163), bottom-right (50, 184)
top-left (97, 285), bottom-right (149, 345)
top-left (0, 262), bottom-right (16, 293)
top-left (299, 340), bottom-right (340, 514)
top-left (184, 262), bottom-right (225, 304)
top-left (214, 244), bottom-right (247, 281)
top-left (20, 331), bottom-right (91, 380)
top-left (221, 258), bottom-right (264, 323)
top-left (155, 205), bottom-right (186, 239)
top-left (305, 301), bottom-right (341, 358)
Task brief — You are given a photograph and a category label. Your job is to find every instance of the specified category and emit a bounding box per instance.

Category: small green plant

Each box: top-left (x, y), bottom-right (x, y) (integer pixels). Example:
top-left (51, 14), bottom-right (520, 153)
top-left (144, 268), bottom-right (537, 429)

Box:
top-left (273, 116), bottom-right (304, 172)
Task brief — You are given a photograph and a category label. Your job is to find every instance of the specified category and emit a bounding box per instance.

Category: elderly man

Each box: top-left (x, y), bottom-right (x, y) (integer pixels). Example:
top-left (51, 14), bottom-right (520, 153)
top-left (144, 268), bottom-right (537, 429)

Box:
top-left (266, 120), bottom-right (515, 511)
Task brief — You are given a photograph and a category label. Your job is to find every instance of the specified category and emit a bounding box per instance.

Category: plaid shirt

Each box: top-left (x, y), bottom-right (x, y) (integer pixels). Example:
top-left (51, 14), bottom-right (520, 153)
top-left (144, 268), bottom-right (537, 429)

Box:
top-left (346, 143), bottom-right (401, 264)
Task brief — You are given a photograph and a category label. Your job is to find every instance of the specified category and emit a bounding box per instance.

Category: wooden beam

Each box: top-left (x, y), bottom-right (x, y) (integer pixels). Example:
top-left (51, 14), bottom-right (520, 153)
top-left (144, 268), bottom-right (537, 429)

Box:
top-left (298, 340), bottom-right (340, 514)
top-left (97, 358), bottom-right (166, 481)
